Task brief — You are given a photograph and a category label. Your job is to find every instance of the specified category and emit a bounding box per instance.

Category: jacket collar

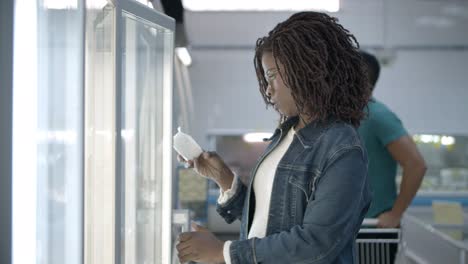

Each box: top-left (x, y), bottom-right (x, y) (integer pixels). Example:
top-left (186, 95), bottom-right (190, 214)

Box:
top-left (263, 117), bottom-right (298, 142)
top-left (276, 116), bottom-right (337, 148)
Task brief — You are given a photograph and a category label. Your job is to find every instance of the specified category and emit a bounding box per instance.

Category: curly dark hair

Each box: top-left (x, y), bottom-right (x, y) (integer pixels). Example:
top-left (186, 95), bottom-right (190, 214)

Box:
top-left (254, 11), bottom-right (371, 127)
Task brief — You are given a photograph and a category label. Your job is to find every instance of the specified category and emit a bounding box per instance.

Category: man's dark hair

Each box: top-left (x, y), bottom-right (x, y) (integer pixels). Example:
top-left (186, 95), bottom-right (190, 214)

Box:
top-left (360, 50), bottom-right (380, 90)
top-left (254, 11), bottom-right (371, 127)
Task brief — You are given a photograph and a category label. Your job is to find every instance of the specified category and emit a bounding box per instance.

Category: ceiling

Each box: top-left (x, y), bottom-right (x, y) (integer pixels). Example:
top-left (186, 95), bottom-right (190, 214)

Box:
top-left (183, 0), bottom-right (468, 49)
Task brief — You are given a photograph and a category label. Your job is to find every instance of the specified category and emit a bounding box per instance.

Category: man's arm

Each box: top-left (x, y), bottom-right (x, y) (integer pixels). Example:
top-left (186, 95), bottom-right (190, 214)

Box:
top-left (379, 135), bottom-right (427, 227)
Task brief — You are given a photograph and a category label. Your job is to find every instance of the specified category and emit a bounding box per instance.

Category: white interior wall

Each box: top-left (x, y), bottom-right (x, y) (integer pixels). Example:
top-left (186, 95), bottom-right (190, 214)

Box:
top-left (187, 49), bottom-right (468, 148)
top-left (376, 50), bottom-right (468, 135)
top-left (187, 49), bottom-right (278, 147)
top-left (183, 0), bottom-right (468, 147)
top-left (185, 0), bottom-right (468, 48)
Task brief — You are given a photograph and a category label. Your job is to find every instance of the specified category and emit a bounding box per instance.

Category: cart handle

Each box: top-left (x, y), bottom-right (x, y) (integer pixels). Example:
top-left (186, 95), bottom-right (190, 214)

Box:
top-left (362, 218), bottom-right (379, 226)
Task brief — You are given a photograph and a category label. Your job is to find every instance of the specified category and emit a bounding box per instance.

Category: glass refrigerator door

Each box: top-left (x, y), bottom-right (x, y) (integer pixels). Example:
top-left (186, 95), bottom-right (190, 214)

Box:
top-left (118, 3), bottom-right (174, 264)
top-left (11, 1), bottom-right (174, 263)
top-left (12, 1), bottom-right (84, 263)
top-left (85, 1), bottom-right (174, 264)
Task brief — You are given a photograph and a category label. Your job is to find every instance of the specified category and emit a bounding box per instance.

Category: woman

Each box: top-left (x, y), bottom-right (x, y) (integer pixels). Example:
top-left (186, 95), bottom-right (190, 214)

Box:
top-left (177, 11), bottom-right (372, 264)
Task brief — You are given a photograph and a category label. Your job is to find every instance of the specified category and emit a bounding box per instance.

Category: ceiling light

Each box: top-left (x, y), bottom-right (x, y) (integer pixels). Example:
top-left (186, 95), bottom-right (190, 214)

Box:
top-left (441, 136), bottom-right (455, 146)
top-left (182, 0), bottom-right (339, 12)
top-left (175, 47), bottom-right (192, 66)
top-left (243, 132), bottom-right (273, 143)
top-left (420, 134), bottom-right (433, 143)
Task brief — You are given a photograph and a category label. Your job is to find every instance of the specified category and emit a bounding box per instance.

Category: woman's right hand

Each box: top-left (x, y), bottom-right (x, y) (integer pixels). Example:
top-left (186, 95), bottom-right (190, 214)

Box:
top-left (177, 151), bottom-right (234, 186)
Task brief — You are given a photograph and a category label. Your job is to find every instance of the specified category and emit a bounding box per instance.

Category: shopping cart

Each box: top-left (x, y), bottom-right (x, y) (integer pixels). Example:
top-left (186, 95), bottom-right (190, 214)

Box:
top-left (356, 218), bottom-right (402, 264)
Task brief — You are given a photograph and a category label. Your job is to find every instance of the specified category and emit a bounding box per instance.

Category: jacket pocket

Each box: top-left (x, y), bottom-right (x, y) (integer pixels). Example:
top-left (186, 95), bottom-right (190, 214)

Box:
top-left (286, 166), bottom-right (318, 201)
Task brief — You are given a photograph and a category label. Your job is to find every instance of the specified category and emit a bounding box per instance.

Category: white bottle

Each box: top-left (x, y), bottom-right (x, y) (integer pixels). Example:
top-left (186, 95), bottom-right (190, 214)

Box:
top-left (173, 127), bottom-right (203, 160)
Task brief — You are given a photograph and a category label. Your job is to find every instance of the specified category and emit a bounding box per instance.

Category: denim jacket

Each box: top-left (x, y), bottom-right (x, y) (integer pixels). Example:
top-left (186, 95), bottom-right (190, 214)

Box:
top-left (216, 116), bottom-right (371, 264)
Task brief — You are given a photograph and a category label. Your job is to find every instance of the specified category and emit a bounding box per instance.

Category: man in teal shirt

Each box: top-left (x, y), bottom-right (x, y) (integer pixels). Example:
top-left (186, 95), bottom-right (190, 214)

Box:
top-left (359, 51), bottom-right (427, 228)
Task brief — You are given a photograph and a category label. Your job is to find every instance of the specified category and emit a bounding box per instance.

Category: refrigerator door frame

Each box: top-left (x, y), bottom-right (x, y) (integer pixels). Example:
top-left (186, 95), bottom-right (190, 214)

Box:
top-left (114, 1), bottom-right (175, 264)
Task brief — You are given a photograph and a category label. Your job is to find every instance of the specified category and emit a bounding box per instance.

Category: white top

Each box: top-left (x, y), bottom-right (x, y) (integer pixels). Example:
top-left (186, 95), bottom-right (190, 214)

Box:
top-left (220, 127), bottom-right (296, 264)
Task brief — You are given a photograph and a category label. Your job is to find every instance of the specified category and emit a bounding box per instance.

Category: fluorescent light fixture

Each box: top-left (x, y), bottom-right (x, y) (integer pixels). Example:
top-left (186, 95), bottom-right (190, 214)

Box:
top-left (175, 47), bottom-right (192, 66)
top-left (182, 0), bottom-right (340, 12)
top-left (243, 132), bottom-right (273, 143)
top-left (414, 134), bottom-right (455, 146)
top-left (441, 136), bottom-right (455, 146)
top-left (420, 134), bottom-right (433, 144)
top-left (13, 0), bottom-right (38, 262)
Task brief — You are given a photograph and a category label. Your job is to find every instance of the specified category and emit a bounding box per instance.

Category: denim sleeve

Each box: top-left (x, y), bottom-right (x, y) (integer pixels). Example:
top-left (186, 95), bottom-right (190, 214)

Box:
top-left (229, 146), bottom-right (371, 264)
top-left (216, 176), bottom-right (247, 223)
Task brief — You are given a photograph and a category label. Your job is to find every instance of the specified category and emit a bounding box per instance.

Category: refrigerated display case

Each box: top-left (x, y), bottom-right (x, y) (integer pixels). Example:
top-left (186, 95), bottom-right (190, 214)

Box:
top-left (10, 0), bottom-right (176, 264)
top-left (398, 134), bottom-right (468, 207)
top-left (12, 1), bottom-right (85, 263)
top-left (120, 8), bottom-right (174, 264)
top-left (85, 1), bottom-right (175, 264)
top-left (400, 213), bottom-right (468, 264)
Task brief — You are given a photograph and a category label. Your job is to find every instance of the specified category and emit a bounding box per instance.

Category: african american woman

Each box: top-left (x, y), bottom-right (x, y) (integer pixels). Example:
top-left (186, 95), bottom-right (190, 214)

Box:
top-left (176, 11), bottom-right (372, 264)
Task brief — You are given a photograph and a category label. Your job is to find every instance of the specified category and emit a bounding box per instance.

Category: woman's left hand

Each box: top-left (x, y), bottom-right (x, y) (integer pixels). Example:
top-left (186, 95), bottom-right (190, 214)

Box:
top-left (177, 222), bottom-right (225, 263)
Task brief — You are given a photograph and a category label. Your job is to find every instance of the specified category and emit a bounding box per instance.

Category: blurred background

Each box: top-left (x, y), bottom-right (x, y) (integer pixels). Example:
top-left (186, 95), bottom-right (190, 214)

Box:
top-left (1, 0), bottom-right (468, 263)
